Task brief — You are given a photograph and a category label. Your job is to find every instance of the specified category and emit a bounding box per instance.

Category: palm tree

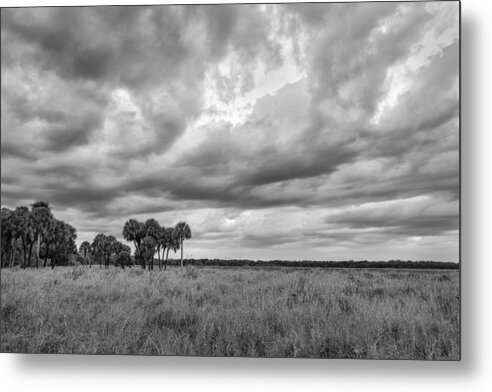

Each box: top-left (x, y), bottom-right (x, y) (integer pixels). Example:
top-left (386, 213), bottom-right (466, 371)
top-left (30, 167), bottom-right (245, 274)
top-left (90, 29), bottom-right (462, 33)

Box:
top-left (31, 201), bottom-right (53, 269)
top-left (123, 219), bottom-right (145, 269)
top-left (45, 219), bottom-right (65, 269)
top-left (7, 207), bottom-right (25, 267)
top-left (141, 236), bottom-right (157, 269)
top-left (103, 235), bottom-right (117, 269)
top-left (79, 241), bottom-right (92, 266)
top-left (49, 221), bottom-right (76, 269)
top-left (115, 244), bottom-right (131, 269)
top-left (15, 206), bottom-right (36, 269)
top-left (161, 227), bottom-right (178, 270)
top-left (92, 233), bottom-right (107, 268)
top-left (174, 221), bottom-right (191, 269)
top-left (156, 225), bottom-right (169, 271)
top-left (1, 208), bottom-right (13, 268)
top-left (144, 219), bottom-right (161, 270)
top-left (25, 213), bottom-right (37, 268)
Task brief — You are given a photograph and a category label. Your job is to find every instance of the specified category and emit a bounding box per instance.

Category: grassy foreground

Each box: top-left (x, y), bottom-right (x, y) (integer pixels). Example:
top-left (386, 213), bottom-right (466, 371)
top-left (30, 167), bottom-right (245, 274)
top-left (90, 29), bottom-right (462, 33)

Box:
top-left (1, 266), bottom-right (459, 359)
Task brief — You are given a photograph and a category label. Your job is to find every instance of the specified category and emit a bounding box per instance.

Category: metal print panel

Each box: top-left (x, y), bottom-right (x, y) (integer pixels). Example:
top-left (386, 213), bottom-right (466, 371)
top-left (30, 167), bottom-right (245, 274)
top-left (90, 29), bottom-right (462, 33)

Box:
top-left (0, 1), bottom-right (460, 359)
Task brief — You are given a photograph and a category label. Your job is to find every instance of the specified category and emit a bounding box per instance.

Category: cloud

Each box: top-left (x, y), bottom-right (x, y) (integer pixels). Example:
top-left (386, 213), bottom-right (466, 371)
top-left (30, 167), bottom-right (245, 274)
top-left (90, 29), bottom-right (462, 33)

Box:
top-left (326, 195), bottom-right (458, 237)
top-left (1, 3), bottom-right (459, 261)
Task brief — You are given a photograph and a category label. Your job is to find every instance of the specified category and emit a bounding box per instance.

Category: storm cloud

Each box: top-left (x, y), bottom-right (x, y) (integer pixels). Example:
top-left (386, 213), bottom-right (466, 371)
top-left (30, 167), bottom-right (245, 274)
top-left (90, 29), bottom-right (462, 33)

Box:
top-left (1, 2), bottom-right (459, 261)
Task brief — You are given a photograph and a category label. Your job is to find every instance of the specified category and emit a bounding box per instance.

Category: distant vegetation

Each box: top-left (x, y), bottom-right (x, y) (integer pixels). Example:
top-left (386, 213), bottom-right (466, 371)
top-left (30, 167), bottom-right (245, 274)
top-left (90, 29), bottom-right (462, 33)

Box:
top-left (1, 267), bottom-right (460, 359)
top-left (181, 258), bottom-right (459, 270)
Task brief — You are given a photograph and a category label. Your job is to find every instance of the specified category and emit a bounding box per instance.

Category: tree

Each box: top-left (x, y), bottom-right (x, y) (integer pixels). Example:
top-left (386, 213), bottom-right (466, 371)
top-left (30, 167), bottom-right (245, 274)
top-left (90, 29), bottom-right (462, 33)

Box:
top-left (44, 219), bottom-right (77, 269)
top-left (174, 221), bottom-right (191, 269)
top-left (103, 235), bottom-right (117, 269)
top-left (41, 218), bottom-right (58, 268)
top-left (25, 213), bottom-right (37, 268)
top-left (1, 208), bottom-right (13, 268)
top-left (144, 218), bottom-right (161, 270)
top-left (7, 206), bottom-right (27, 267)
top-left (15, 206), bottom-right (36, 269)
top-left (123, 219), bottom-right (146, 269)
top-left (79, 241), bottom-right (92, 266)
top-left (162, 227), bottom-right (179, 270)
top-left (91, 234), bottom-right (122, 269)
top-left (115, 243), bottom-right (132, 269)
top-left (140, 236), bottom-right (156, 269)
top-left (31, 201), bottom-right (53, 269)
top-left (91, 233), bottom-right (107, 268)
top-left (156, 226), bottom-right (168, 271)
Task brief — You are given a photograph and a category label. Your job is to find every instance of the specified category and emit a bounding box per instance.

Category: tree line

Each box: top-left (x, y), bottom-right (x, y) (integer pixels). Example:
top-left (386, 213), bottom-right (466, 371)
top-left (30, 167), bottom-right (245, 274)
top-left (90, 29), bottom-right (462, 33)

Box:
top-left (1, 201), bottom-right (192, 270)
top-left (182, 258), bottom-right (459, 270)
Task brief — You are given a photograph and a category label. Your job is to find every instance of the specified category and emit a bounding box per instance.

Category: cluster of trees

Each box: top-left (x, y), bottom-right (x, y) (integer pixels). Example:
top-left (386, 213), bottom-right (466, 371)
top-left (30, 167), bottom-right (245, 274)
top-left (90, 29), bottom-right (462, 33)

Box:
top-left (79, 235), bottom-right (132, 269)
top-left (1, 201), bottom-right (77, 269)
top-left (76, 219), bottom-right (192, 271)
top-left (122, 219), bottom-right (191, 270)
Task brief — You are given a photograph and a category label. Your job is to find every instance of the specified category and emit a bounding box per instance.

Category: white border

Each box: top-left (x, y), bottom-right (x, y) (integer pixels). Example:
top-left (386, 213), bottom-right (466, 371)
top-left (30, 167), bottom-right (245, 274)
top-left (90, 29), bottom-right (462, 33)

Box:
top-left (2, 0), bottom-right (491, 391)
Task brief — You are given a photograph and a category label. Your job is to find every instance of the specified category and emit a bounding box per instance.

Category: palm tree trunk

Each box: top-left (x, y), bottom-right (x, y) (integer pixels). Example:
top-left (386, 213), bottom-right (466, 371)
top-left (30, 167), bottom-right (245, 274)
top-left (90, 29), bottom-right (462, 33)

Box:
top-left (21, 240), bottom-right (28, 269)
top-left (9, 238), bottom-right (16, 268)
top-left (180, 240), bottom-right (184, 269)
top-left (36, 233), bottom-right (41, 267)
top-left (165, 248), bottom-right (170, 270)
top-left (28, 242), bottom-right (34, 268)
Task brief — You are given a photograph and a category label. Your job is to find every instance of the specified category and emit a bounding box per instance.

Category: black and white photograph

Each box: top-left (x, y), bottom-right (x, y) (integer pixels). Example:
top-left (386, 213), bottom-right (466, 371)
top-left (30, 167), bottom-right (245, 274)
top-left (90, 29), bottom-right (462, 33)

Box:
top-left (1, 1), bottom-right (460, 360)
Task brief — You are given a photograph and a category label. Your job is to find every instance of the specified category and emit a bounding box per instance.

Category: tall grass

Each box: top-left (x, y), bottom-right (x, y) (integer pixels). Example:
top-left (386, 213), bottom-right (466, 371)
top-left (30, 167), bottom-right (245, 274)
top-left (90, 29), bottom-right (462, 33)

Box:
top-left (1, 266), bottom-right (459, 359)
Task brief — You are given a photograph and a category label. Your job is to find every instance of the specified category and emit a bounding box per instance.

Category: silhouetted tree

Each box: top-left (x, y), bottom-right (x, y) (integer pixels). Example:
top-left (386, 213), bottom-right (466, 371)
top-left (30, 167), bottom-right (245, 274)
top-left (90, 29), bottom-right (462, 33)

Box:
top-left (174, 221), bottom-right (191, 269)
top-left (31, 201), bottom-right (53, 269)
top-left (163, 227), bottom-right (179, 270)
top-left (1, 208), bottom-right (13, 268)
top-left (15, 206), bottom-right (36, 269)
top-left (140, 236), bottom-right (156, 269)
top-left (103, 235), bottom-right (117, 269)
top-left (144, 219), bottom-right (161, 270)
top-left (115, 243), bottom-right (132, 269)
top-left (123, 219), bottom-right (146, 269)
top-left (79, 241), bottom-right (92, 266)
top-left (92, 233), bottom-right (107, 268)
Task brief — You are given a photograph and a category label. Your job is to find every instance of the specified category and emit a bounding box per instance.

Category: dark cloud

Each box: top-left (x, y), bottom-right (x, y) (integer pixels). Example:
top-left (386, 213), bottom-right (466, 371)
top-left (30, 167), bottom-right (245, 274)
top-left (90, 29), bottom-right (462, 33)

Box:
top-left (0, 142), bottom-right (33, 160)
top-left (240, 233), bottom-right (299, 248)
top-left (41, 113), bottom-right (102, 152)
top-left (239, 145), bottom-right (358, 187)
top-left (328, 205), bottom-right (457, 237)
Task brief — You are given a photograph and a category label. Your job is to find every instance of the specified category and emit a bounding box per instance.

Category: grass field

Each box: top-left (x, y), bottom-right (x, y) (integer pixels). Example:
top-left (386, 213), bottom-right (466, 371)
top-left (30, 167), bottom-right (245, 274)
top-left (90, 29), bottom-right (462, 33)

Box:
top-left (0, 266), bottom-right (460, 359)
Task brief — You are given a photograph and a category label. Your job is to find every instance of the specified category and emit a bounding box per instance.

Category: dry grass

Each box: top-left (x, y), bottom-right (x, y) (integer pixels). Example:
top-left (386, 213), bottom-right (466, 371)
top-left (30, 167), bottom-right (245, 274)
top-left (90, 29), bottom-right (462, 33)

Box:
top-left (1, 266), bottom-right (459, 359)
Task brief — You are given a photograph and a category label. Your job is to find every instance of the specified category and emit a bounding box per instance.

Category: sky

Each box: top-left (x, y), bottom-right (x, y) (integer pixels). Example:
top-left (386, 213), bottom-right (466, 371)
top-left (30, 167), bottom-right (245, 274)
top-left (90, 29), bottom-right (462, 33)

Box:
top-left (0, 2), bottom-right (460, 262)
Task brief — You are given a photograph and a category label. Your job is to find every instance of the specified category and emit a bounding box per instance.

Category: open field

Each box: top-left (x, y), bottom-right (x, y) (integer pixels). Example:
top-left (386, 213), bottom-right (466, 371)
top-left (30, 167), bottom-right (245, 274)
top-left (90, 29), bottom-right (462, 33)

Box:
top-left (1, 266), bottom-right (459, 359)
